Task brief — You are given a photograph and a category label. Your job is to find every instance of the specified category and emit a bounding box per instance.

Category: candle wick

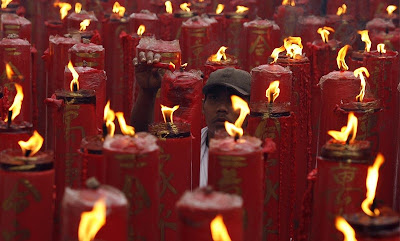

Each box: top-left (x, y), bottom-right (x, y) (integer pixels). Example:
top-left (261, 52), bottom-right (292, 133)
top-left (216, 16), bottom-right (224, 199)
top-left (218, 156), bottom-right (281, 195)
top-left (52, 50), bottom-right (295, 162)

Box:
top-left (7, 110), bottom-right (12, 128)
top-left (370, 198), bottom-right (378, 216)
top-left (102, 123), bottom-right (108, 139)
top-left (73, 83), bottom-right (78, 92)
top-left (234, 134), bottom-right (239, 142)
top-left (25, 149), bottom-right (31, 157)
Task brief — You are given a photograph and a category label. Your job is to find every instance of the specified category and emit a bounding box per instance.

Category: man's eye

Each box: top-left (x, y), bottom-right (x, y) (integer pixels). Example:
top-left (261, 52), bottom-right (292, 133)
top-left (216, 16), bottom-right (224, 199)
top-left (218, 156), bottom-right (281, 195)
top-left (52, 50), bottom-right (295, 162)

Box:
top-left (208, 95), bottom-right (218, 101)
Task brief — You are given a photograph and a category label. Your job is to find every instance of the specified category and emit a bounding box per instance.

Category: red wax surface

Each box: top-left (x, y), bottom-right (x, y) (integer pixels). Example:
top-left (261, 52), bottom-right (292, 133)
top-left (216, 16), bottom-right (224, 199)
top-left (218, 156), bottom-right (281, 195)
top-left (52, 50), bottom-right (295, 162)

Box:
top-left (69, 42), bottom-right (105, 70)
top-left (250, 64), bottom-right (292, 105)
top-left (0, 150), bottom-right (54, 241)
top-left (129, 10), bottom-right (159, 37)
top-left (66, 11), bottom-right (98, 32)
top-left (0, 121), bottom-right (32, 152)
top-left (44, 20), bottom-right (66, 41)
top-left (64, 66), bottom-right (106, 130)
top-left (0, 37), bottom-right (32, 123)
top-left (370, 29), bottom-right (400, 52)
top-left (366, 18), bottom-right (396, 34)
top-left (103, 133), bottom-right (160, 241)
top-left (79, 135), bottom-right (104, 185)
top-left (203, 14), bottom-right (222, 52)
top-left (224, 13), bottom-right (248, 68)
top-left (176, 189), bottom-right (244, 241)
top-left (348, 50), bottom-right (365, 71)
top-left (160, 70), bottom-right (203, 188)
top-left (208, 136), bottom-right (264, 241)
top-left (242, 19), bottom-right (281, 71)
top-left (61, 186), bottom-right (129, 241)
top-left (1, 13), bottom-right (31, 41)
top-left (158, 13), bottom-right (176, 41)
top-left (297, 15), bottom-right (326, 50)
top-left (273, 5), bottom-right (304, 39)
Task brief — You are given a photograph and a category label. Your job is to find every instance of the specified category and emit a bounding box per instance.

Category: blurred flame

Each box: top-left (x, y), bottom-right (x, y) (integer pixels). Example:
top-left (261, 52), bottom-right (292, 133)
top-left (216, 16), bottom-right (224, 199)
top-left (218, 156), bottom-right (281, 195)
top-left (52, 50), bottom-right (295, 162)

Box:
top-left (1, 0), bottom-right (12, 9)
top-left (112, 2), bottom-right (126, 17)
top-left (224, 95), bottom-right (250, 138)
top-left (5, 83), bottom-right (23, 122)
top-left (18, 131), bottom-right (43, 157)
top-left (181, 63), bottom-right (188, 69)
top-left (137, 25), bottom-right (145, 36)
top-left (180, 3), bottom-right (191, 12)
top-left (328, 112), bottom-right (358, 143)
top-left (161, 104), bottom-right (179, 123)
top-left (335, 216), bottom-right (357, 241)
top-left (116, 112), bottom-right (135, 136)
top-left (354, 67), bottom-right (369, 102)
top-left (210, 46), bottom-right (227, 62)
top-left (336, 4), bottom-right (347, 16)
top-left (67, 61), bottom-right (79, 91)
top-left (266, 81), bottom-right (280, 103)
top-left (387, 5), bottom-right (397, 15)
top-left (78, 199), bottom-right (106, 241)
top-left (317, 26), bottom-right (335, 43)
top-left (5, 63), bottom-right (14, 80)
top-left (80, 19), bottom-right (91, 31)
top-left (282, 0), bottom-right (295, 6)
top-left (54, 2), bottom-right (72, 20)
top-left (103, 101), bottom-right (115, 137)
top-left (358, 30), bottom-right (371, 52)
top-left (236, 5), bottom-right (249, 13)
top-left (337, 45), bottom-right (350, 70)
top-left (170, 62), bottom-right (176, 70)
top-left (210, 215), bottom-right (232, 241)
top-left (75, 2), bottom-right (82, 13)
top-left (361, 153), bottom-right (384, 217)
top-left (270, 46), bottom-right (285, 64)
top-left (377, 43), bottom-right (386, 53)
top-left (284, 36), bottom-right (303, 58)
top-left (216, 4), bottom-right (224, 14)
top-left (165, 1), bottom-right (173, 13)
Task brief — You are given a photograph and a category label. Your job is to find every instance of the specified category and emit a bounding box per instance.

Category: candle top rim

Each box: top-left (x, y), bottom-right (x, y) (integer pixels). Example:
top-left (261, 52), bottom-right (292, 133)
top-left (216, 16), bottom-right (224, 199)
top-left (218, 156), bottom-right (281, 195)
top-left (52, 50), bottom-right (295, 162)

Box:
top-left (251, 64), bottom-right (292, 74)
top-left (129, 11), bottom-right (159, 20)
top-left (243, 19), bottom-right (279, 29)
top-left (148, 122), bottom-right (191, 139)
top-left (209, 135), bottom-right (263, 153)
top-left (81, 134), bottom-right (104, 152)
top-left (1, 13), bottom-right (31, 25)
top-left (0, 36), bottom-right (30, 46)
top-left (103, 133), bottom-right (159, 154)
top-left (0, 149), bottom-right (53, 172)
top-left (67, 10), bottom-right (98, 21)
top-left (69, 42), bottom-right (105, 52)
top-left (63, 185), bottom-right (128, 207)
top-left (176, 188), bottom-right (243, 210)
top-left (0, 121), bottom-right (32, 132)
top-left (320, 139), bottom-right (372, 162)
top-left (49, 35), bottom-right (79, 45)
top-left (137, 36), bottom-right (181, 53)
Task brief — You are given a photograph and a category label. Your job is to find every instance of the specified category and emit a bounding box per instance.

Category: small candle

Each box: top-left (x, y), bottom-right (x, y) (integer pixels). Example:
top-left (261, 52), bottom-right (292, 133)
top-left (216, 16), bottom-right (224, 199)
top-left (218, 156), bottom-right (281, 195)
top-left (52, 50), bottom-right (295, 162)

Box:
top-left (69, 41), bottom-right (105, 70)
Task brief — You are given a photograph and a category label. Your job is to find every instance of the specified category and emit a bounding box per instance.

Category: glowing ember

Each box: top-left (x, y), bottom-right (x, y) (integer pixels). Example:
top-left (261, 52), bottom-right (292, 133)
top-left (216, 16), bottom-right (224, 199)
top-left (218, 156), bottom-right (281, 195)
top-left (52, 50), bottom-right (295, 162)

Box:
top-left (336, 4), bottom-right (347, 16)
top-left (236, 5), bottom-right (249, 13)
top-left (224, 95), bottom-right (250, 138)
top-left (361, 153), bottom-right (384, 216)
top-left (180, 3), bottom-right (191, 12)
top-left (328, 112), bottom-right (358, 144)
top-left (137, 25), bottom-right (145, 36)
top-left (5, 63), bottom-right (14, 80)
top-left (54, 2), bottom-right (72, 20)
top-left (18, 131), bottom-right (43, 157)
top-left (1, 0), bottom-right (12, 9)
top-left (266, 81), bottom-right (280, 103)
top-left (116, 112), bottom-right (135, 136)
top-left (270, 46), bottom-right (285, 64)
top-left (80, 19), bottom-right (91, 31)
top-left (387, 5), bottom-right (397, 15)
top-left (337, 45), bottom-right (350, 71)
top-left (283, 36), bottom-right (303, 58)
top-left (216, 4), bottom-right (224, 14)
top-left (67, 61), bottom-right (79, 91)
top-left (161, 104), bottom-right (179, 123)
top-left (165, 1), bottom-right (173, 14)
top-left (357, 30), bottom-right (371, 52)
top-left (377, 43), bottom-right (386, 53)
top-left (317, 26), bottom-right (335, 43)
top-left (5, 83), bottom-right (23, 122)
top-left (354, 67), bottom-right (369, 102)
top-left (282, 0), bottom-right (295, 6)
top-left (75, 2), bottom-right (82, 13)
top-left (112, 2), bottom-right (126, 17)
top-left (210, 215), bottom-right (232, 241)
top-left (104, 101), bottom-right (115, 137)
top-left (210, 46), bottom-right (228, 62)
top-left (78, 199), bottom-right (106, 241)
top-left (335, 216), bottom-right (357, 241)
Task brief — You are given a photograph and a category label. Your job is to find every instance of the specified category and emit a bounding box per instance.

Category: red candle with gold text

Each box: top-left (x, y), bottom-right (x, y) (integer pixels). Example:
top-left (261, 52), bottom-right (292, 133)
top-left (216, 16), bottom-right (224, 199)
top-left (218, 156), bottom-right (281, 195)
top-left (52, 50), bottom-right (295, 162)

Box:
top-left (103, 131), bottom-right (160, 241)
top-left (129, 9), bottom-right (159, 37)
top-left (204, 47), bottom-right (238, 85)
top-left (176, 188), bottom-right (244, 241)
top-left (69, 41), bottom-right (105, 70)
top-left (66, 10), bottom-right (98, 34)
top-left (1, 13), bottom-right (31, 41)
top-left (159, 2), bottom-right (196, 41)
top-left (0, 131), bottom-right (54, 241)
top-left (273, 0), bottom-right (304, 39)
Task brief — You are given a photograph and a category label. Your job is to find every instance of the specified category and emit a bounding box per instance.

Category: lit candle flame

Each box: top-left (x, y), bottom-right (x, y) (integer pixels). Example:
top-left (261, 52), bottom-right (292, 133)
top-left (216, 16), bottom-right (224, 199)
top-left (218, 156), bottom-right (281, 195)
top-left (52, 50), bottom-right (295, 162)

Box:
top-left (283, 36), bottom-right (303, 59)
top-left (165, 1), bottom-right (173, 14)
top-left (266, 81), bottom-right (280, 103)
top-left (354, 67), bottom-right (369, 102)
top-left (210, 215), bottom-right (232, 241)
top-left (67, 61), bottom-right (79, 91)
top-left (75, 2), bottom-right (82, 13)
top-left (170, 62), bottom-right (176, 70)
top-left (116, 112), bottom-right (135, 136)
top-left (78, 199), bottom-right (106, 241)
top-left (5, 83), bottom-right (23, 122)
top-left (224, 95), bottom-right (250, 138)
top-left (357, 30), bottom-right (371, 52)
top-left (328, 112), bottom-right (358, 144)
top-left (5, 63), bottom-right (14, 80)
top-left (337, 45), bottom-right (350, 71)
top-left (387, 5), bottom-right (397, 15)
top-left (1, 0), bottom-right (12, 9)
top-left (335, 216), bottom-right (357, 241)
top-left (361, 153), bottom-right (384, 217)
top-left (216, 4), bottom-right (224, 14)
top-left (18, 131), bottom-right (43, 157)
top-left (210, 46), bottom-right (227, 62)
top-left (181, 63), bottom-right (188, 69)
top-left (336, 4), bottom-right (347, 16)
top-left (103, 101), bottom-right (115, 137)
top-left (80, 19), bottom-right (91, 31)
top-left (270, 46), bottom-right (286, 64)
top-left (161, 104), bottom-right (179, 123)
top-left (317, 26), bottom-right (335, 43)
top-left (137, 25), bottom-right (145, 36)
top-left (54, 2), bottom-right (72, 20)
top-left (236, 5), bottom-right (249, 13)
top-left (377, 43), bottom-right (386, 53)
top-left (282, 0), bottom-right (295, 6)
top-left (180, 3), bottom-right (191, 12)
top-left (112, 2), bottom-right (126, 17)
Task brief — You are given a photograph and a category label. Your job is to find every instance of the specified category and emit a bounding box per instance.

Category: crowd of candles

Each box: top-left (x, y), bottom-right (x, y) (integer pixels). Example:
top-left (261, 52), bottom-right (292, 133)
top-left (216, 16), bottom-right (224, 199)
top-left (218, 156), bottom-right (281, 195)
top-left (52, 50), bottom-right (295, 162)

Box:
top-left (0, 0), bottom-right (399, 240)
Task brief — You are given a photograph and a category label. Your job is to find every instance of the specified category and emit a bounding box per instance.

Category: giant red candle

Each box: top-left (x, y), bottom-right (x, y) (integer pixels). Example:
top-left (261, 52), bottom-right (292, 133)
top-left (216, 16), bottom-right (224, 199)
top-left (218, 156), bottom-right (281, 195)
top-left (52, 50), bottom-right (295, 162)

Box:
top-left (66, 10), bottom-right (98, 33)
top-left (129, 10), bottom-right (159, 37)
top-left (273, 2), bottom-right (304, 39)
top-left (204, 47), bottom-right (238, 86)
top-left (69, 41), bottom-right (105, 70)
top-left (159, 4), bottom-right (196, 41)
top-left (0, 13), bottom-right (31, 41)
top-left (326, 9), bottom-right (357, 46)
top-left (0, 121), bottom-right (32, 152)
top-left (297, 15), bottom-right (325, 51)
top-left (366, 18), bottom-right (396, 35)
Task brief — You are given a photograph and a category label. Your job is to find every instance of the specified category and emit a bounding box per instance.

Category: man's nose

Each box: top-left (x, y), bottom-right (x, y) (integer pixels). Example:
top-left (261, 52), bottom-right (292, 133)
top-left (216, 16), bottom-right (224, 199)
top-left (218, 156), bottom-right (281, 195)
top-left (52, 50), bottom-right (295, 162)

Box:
top-left (216, 100), bottom-right (230, 113)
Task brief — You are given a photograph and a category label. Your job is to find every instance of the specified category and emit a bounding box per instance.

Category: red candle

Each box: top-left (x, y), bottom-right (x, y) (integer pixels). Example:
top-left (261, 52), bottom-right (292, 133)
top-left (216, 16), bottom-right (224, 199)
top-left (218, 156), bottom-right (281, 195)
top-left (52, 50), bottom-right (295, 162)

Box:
top-left (103, 133), bottom-right (160, 241)
top-left (326, 2), bottom-right (356, 20)
top-left (69, 41), bottom-right (105, 70)
top-left (325, 13), bottom-right (356, 46)
top-left (206, 12), bottom-right (225, 49)
top-left (0, 145), bottom-right (54, 241)
top-left (1, 13), bottom-right (31, 42)
top-left (0, 121), bottom-right (32, 151)
top-left (176, 188), bottom-right (244, 241)
top-left (61, 182), bottom-right (129, 241)
top-left (224, 10), bottom-right (249, 68)
top-left (204, 48), bottom-right (238, 86)
top-left (158, 9), bottom-right (189, 41)
top-left (366, 18), bottom-right (396, 35)
top-left (44, 20), bottom-right (66, 42)
top-left (297, 15), bottom-right (325, 51)
top-left (66, 10), bottom-right (98, 33)
top-left (79, 135), bottom-right (105, 185)
top-left (273, 3), bottom-right (304, 39)
top-left (369, 29), bottom-right (400, 52)
top-left (129, 10), bottom-right (159, 37)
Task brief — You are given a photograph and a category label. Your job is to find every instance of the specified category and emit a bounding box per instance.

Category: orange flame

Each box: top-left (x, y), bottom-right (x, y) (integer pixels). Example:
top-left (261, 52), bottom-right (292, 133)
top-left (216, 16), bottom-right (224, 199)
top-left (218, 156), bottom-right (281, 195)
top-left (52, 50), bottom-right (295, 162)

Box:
top-left (103, 101), bottom-right (115, 137)
top-left (116, 112), bottom-right (135, 136)
top-left (5, 83), bottom-right (23, 122)
top-left (67, 61), bottom-right (79, 91)
top-left (266, 81), bottom-right (280, 103)
top-left (282, 0), bottom-right (295, 6)
top-left (180, 3), bottom-right (191, 12)
top-left (358, 30), bottom-right (371, 52)
top-left (181, 63), bottom-right (188, 69)
top-left (328, 112), bottom-right (358, 143)
top-left (336, 4), bottom-right (347, 16)
top-left (216, 4), bottom-right (224, 14)
top-left (361, 153), bottom-right (384, 217)
top-left (317, 26), bottom-right (335, 43)
top-left (113, 2), bottom-right (126, 17)
top-left (284, 36), bottom-right (303, 58)
top-left (78, 199), bottom-right (106, 241)
top-left (165, 1), bottom-right (173, 14)
top-left (210, 215), bottom-right (232, 241)
top-left (377, 43), bottom-right (386, 53)
top-left (335, 216), bottom-right (357, 241)
top-left (5, 63), bottom-right (14, 80)
top-left (137, 25), bottom-right (145, 36)
top-left (270, 46), bottom-right (285, 64)
top-left (161, 104), bottom-right (179, 123)
top-left (170, 62), bottom-right (176, 70)
top-left (210, 46), bottom-right (227, 62)
top-left (80, 19), bottom-right (91, 31)
top-left (354, 67), bottom-right (369, 102)
top-left (337, 45), bottom-right (350, 70)
top-left (236, 5), bottom-right (249, 13)
top-left (18, 131), bottom-right (43, 157)
top-left (54, 2), bottom-right (72, 20)
top-left (387, 5), bottom-right (397, 15)
top-left (75, 2), bottom-right (82, 13)
top-left (224, 95), bottom-right (250, 138)
top-left (1, 0), bottom-right (12, 9)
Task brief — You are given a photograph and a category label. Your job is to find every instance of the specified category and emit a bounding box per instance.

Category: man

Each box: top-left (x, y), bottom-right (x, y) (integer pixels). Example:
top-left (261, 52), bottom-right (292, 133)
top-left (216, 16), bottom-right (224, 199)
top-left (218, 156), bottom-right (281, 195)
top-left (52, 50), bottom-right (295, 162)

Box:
top-left (132, 51), bottom-right (251, 187)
